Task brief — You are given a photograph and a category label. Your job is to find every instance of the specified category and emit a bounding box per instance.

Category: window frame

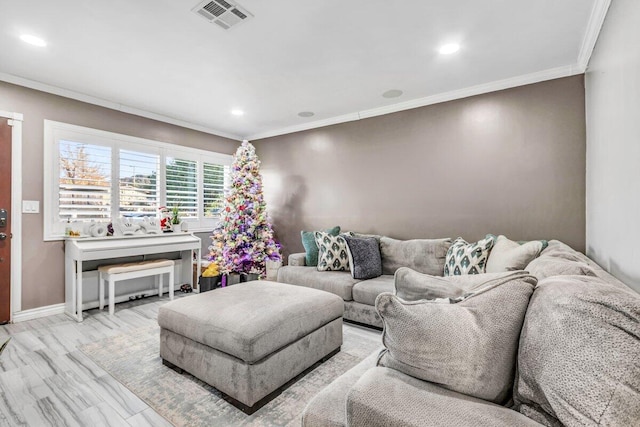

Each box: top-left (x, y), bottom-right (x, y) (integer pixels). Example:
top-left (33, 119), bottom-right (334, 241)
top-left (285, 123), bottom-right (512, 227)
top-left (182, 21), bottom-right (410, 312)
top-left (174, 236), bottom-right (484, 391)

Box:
top-left (44, 120), bottom-right (232, 241)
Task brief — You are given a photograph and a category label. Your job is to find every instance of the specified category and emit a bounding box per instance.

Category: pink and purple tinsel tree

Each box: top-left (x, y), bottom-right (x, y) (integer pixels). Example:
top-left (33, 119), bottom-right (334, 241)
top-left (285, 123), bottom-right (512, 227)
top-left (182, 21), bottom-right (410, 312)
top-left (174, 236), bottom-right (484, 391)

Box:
top-left (208, 140), bottom-right (281, 276)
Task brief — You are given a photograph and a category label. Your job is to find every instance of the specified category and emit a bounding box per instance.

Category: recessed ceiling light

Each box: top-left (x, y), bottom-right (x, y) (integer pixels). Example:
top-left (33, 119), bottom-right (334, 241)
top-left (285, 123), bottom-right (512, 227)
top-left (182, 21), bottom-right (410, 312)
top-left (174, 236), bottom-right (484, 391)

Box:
top-left (298, 111), bottom-right (314, 118)
top-left (439, 43), bottom-right (460, 55)
top-left (382, 89), bottom-right (403, 99)
top-left (20, 34), bottom-right (47, 47)
top-left (231, 109), bottom-right (244, 116)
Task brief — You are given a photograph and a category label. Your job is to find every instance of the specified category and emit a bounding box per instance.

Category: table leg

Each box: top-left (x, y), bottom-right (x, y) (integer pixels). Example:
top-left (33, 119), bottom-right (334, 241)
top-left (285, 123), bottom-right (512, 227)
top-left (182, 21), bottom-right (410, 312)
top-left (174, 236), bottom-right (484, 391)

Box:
top-left (196, 249), bottom-right (201, 293)
top-left (76, 260), bottom-right (83, 322)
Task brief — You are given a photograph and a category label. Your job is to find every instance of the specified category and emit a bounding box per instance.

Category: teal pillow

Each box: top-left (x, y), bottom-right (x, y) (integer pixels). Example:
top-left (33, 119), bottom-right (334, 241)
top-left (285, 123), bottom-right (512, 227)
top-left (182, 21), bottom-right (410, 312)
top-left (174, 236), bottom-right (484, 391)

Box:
top-left (301, 226), bottom-right (340, 266)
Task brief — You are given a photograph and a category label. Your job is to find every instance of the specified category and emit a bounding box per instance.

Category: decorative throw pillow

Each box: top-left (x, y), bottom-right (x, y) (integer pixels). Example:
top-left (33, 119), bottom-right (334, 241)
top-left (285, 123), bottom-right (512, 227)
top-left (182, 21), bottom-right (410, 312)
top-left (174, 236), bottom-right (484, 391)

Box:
top-left (301, 226), bottom-right (340, 266)
top-left (379, 237), bottom-right (451, 276)
top-left (315, 231), bottom-right (352, 272)
top-left (343, 236), bottom-right (382, 280)
top-left (376, 271), bottom-right (537, 404)
top-left (514, 275), bottom-right (640, 426)
top-left (486, 235), bottom-right (544, 273)
top-left (444, 235), bottom-right (495, 276)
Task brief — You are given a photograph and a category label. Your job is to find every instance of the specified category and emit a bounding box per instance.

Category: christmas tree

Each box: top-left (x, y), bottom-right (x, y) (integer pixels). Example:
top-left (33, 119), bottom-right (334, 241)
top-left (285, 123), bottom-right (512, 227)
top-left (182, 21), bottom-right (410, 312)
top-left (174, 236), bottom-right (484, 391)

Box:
top-left (209, 140), bottom-right (281, 276)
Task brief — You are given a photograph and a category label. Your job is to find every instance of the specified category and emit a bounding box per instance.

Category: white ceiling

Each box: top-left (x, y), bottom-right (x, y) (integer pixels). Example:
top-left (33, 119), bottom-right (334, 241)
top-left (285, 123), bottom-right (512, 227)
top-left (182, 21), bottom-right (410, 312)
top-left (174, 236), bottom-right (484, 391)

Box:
top-left (0, 0), bottom-right (608, 141)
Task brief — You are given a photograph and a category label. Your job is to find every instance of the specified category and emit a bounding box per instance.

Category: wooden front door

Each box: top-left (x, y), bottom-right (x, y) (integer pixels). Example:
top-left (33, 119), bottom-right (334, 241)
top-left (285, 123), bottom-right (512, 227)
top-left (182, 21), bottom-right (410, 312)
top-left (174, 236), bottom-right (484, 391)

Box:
top-left (0, 118), bottom-right (11, 324)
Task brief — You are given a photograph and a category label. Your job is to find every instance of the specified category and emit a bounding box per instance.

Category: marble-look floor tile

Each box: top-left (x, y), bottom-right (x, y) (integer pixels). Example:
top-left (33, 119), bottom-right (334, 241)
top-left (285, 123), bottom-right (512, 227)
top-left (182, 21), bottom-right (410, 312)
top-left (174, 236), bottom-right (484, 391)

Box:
top-left (0, 391), bottom-right (26, 426)
top-left (86, 375), bottom-right (147, 419)
top-left (43, 371), bottom-right (103, 414)
top-left (56, 351), bottom-right (107, 383)
top-left (126, 408), bottom-right (173, 427)
top-left (0, 365), bottom-right (55, 410)
top-left (79, 401), bottom-right (131, 427)
top-left (22, 394), bottom-right (83, 427)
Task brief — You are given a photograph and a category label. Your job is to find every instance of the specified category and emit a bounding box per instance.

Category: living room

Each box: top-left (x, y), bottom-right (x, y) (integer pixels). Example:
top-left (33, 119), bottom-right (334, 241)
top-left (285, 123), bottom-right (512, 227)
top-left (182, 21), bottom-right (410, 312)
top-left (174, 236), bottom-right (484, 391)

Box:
top-left (0, 0), bottom-right (638, 426)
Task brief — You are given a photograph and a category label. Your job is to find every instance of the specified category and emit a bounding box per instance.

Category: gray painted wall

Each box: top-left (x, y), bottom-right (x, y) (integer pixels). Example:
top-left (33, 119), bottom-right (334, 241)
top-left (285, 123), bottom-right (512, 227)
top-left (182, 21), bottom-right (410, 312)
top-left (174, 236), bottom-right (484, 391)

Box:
top-left (586, 0), bottom-right (640, 292)
top-left (254, 76), bottom-right (587, 261)
top-left (0, 81), bottom-right (239, 310)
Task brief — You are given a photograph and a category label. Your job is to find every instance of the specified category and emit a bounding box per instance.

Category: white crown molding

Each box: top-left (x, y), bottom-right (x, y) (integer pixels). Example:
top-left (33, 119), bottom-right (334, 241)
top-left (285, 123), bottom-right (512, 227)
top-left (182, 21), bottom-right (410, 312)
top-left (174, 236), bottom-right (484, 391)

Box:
top-left (12, 303), bottom-right (65, 323)
top-left (246, 112), bottom-right (361, 141)
top-left (577, 0), bottom-right (611, 72)
top-left (0, 72), bottom-right (243, 141)
top-left (247, 64), bottom-right (581, 141)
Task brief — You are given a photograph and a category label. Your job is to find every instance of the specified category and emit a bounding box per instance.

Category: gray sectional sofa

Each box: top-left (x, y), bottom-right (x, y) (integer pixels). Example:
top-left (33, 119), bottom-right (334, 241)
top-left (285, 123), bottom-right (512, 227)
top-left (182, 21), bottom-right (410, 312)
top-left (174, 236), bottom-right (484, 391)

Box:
top-left (277, 236), bottom-right (451, 328)
top-left (280, 239), bottom-right (640, 426)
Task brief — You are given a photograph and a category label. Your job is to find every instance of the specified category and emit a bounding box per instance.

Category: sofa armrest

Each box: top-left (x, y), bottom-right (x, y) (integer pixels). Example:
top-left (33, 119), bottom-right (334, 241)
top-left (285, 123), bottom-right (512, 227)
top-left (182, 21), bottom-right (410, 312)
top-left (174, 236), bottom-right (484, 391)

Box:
top-left (288, 252), bottom-right (307, 266)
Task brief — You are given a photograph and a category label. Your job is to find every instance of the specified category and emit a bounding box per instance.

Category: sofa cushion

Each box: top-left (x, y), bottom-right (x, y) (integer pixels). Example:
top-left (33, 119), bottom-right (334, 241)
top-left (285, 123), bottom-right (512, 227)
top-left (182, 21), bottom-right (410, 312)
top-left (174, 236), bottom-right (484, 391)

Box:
top-left (352, 275), bottom-right (394, 306)
top-left (301, 351), bottom-right (380, 427)
top-left (157, 281), bottom-right (343, 363)
top-left (514, 275), bottom-right (640, 427)
top-left (301, 226), bottom-right (340, 266)
top-left (344, 236), bottom-right (382, 280)
top-left (525, 255), bottom-right (597, 280)
top-left (444, 235), bottom-right (495, 276)
top-left (394, 267), bottom-right (525, 302)
top-left (277, 266), bottom-right (360, 301)
top-left (346, 367), bottom-right (543, 427)
top-left (486, 235), bottom-right (543, 273)
top-left (376, 271), bottom-right (536, 403)
top-left (379, 237), bottom-right (451, 276)
top-left (316, 231), bottom-right (352, 272)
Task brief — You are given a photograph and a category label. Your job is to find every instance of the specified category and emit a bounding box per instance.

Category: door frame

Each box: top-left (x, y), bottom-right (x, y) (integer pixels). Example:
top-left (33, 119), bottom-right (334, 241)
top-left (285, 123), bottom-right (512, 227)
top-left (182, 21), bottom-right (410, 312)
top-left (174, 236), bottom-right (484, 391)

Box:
top-left (0, 110), bottom-right (23, 322)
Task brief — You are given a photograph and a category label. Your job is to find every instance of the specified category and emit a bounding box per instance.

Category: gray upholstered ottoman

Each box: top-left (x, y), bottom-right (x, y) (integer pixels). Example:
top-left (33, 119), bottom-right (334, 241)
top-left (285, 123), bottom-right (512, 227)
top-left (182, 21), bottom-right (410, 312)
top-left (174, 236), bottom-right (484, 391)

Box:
top-left (158, 280), bottom-right (344, 413)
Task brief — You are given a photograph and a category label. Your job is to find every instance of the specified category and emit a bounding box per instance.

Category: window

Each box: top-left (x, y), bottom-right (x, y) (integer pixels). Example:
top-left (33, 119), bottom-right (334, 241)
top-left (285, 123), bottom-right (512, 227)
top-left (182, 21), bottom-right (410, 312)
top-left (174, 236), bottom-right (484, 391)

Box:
top-left (165, 157), bottom-right (198, 219)
top-left (119, 149), bottom-right (159, 218)
top-left (203, 162), bottom-right (226, 218)
top-left (58, 140), bottom-right (111, 221)
top-left (44, 121), bottom-right (232, 240)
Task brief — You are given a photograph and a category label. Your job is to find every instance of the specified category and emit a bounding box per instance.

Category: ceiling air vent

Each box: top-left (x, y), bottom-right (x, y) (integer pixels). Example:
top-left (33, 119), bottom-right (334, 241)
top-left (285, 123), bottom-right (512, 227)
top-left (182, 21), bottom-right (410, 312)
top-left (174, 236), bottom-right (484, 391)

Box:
top-left (192, 0), bottom-right (253, 30)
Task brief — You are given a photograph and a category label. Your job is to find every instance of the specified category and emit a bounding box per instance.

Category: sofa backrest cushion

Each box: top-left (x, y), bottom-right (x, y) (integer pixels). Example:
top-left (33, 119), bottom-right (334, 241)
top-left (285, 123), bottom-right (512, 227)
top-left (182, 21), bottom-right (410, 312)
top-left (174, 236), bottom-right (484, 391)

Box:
top-left (525, 253), bottom-right (597, 280)
top-left (514, 274), bottom-right (640, 426)
top-left (394, 267), bottom-right (525, 302)
top-left (379, 237), bottom-right (451, 276)
top-left (376, 271), bottom-right (537, 404)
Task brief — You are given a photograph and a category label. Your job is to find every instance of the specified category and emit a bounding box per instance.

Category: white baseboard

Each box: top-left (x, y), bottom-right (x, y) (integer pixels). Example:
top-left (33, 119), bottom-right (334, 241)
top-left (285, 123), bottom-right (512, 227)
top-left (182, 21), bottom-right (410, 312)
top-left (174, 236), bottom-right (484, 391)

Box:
top-left (12, 303), bottom-right (66, 323)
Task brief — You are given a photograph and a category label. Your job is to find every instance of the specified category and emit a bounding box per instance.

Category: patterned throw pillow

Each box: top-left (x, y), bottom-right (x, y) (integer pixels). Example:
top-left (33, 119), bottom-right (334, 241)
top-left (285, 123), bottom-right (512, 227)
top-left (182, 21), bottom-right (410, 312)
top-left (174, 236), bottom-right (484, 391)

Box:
top-left (301, 226), bottom-right (340, 266)
top-left (444, 235), bottom-right (496, 276)
top-left (315, 232), bottom-right (352, 271)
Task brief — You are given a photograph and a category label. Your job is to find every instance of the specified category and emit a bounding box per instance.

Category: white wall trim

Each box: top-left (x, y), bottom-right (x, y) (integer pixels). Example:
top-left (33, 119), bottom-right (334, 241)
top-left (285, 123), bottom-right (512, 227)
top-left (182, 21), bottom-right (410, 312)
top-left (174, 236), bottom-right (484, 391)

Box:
top-left (12, 303), bottom-right (65, 323)
top-left (0, 72), bottom-right (242, 142)
top-left (246, 112), bottom-right (361, 141)
top-left (577, 0), bottom-right (612, 72)
top-left (0, 111), bottom-right (23, 121)
top-left (247, 64), bottom-right (582, 140)
top-left (0, 111), bottom-right (23, 322)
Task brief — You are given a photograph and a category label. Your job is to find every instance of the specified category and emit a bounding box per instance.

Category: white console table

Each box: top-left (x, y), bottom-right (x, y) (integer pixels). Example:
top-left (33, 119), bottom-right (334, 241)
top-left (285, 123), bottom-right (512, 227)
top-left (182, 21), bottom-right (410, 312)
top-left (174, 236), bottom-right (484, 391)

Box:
top-left (64, 233), bottom-right (201, 322)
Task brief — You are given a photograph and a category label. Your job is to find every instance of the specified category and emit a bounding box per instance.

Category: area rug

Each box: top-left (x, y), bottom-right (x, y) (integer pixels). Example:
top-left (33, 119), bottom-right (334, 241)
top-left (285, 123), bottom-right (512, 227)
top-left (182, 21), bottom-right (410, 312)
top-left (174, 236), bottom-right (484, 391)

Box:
top-left (80, 324), bottom-right (381, 426)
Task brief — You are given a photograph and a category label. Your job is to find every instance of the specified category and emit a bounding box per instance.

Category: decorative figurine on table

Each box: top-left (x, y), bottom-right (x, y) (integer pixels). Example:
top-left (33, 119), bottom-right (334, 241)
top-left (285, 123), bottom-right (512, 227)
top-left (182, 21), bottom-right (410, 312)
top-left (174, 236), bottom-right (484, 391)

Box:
top-left (158, 206), bottom-right (173, 232)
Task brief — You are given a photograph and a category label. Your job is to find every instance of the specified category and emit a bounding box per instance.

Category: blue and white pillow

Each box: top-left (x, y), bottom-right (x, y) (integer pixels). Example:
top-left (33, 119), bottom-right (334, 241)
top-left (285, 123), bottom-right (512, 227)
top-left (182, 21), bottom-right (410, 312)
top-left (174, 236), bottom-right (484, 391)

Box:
top-left (444, 236), bottom-right (496, 276)
top-left (315, 232), bottom-right (353, 272)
